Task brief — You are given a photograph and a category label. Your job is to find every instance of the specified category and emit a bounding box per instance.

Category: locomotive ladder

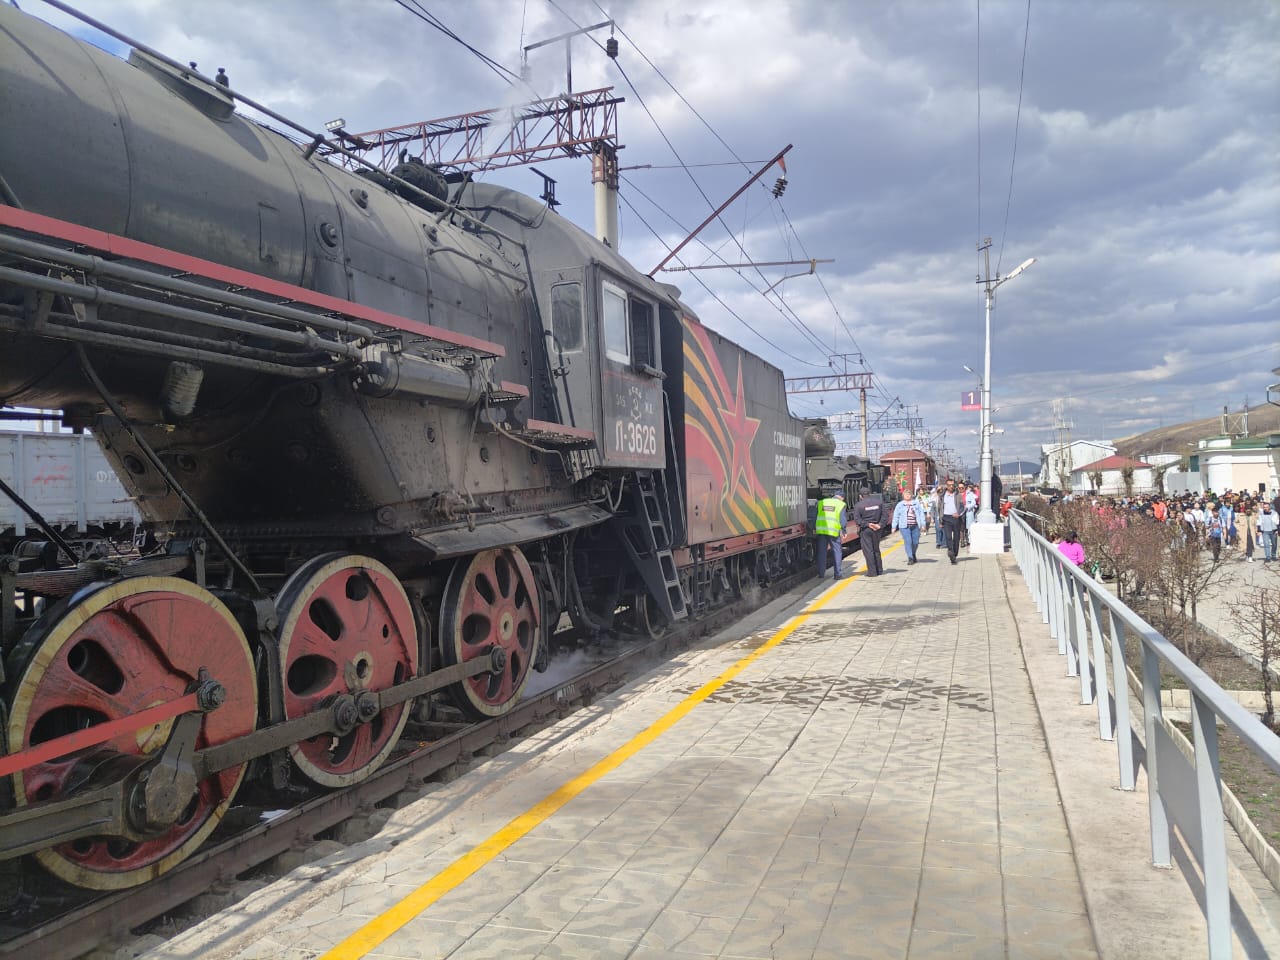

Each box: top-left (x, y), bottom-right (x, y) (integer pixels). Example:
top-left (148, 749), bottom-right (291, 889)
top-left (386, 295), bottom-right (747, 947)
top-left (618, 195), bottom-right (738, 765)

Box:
top-left (614, 471), bottom-right (687, 624)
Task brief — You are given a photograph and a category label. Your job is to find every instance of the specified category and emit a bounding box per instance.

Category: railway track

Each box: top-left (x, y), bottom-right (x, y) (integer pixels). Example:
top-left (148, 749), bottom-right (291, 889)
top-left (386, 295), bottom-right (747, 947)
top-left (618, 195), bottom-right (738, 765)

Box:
top-left (1, 573), bottom-right (805, 960)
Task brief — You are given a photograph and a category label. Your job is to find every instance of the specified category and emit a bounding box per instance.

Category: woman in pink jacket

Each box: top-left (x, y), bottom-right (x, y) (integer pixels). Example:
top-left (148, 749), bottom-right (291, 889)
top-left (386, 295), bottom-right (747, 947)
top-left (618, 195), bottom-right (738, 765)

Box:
top-left (1056, 530), bottom-right (1085, 566)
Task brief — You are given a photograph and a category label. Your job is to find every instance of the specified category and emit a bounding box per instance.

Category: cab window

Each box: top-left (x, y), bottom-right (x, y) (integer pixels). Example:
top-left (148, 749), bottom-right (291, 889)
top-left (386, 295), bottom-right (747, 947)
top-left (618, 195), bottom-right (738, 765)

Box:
top-left (550, 282), bottom-right (583, 352)
top-left (603, 282), bottom-right (629, 363)
top-left (630, 299), bottom-right (654, 369)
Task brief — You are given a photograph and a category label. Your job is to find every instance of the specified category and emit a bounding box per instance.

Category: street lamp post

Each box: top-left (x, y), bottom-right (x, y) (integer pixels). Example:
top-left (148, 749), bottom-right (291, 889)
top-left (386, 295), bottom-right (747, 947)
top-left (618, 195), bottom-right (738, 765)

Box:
top-left (963, 364), bottom-right (984, 489)
top-left (976, 249), bottom-right (1035, 526)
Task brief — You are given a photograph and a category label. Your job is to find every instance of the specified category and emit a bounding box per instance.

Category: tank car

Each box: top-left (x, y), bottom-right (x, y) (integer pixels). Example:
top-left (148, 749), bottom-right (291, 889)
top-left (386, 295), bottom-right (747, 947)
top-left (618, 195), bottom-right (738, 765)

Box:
top-left (0, 5), bottom-right (811, 890)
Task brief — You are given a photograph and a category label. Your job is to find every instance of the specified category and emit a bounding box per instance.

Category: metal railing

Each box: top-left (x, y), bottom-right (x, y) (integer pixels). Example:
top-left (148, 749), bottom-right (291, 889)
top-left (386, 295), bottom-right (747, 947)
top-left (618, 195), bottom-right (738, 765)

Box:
top-left (1009, 511), bottom-right (1280, 959)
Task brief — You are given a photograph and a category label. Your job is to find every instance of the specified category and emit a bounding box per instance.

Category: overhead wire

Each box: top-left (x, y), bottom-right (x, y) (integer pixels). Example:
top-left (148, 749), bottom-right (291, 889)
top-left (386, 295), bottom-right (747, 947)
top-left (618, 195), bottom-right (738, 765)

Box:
top-left (394, 0), bottom-right (522, 86)
top-left (616, 191), bottom-right (817, 367)
top-left (994, 0), bottom-right (1033, 276)
top-left (548, 0), bottom-right (840, 369)
top-left (620, 174), bottom-right (832, 357)
top-left (588, 1), bottom-right (901, 415)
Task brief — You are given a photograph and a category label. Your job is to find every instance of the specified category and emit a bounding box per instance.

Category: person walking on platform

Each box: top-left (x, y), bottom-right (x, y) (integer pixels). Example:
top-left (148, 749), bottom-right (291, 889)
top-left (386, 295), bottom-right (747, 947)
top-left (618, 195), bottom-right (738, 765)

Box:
top-left (1205, 502), bottom-right (1224, 562)
top-left (940, 478), bottom-right (965, 564)
top-left (1259, 501), bottom-right (1278, 562)
top-left (1241, 498), bottom-right (1258, 562)
top-left (892, 487), bottom-right (924, 565)
top-left (853, 486), bottom-right (886, 576)
top-left (962, 483), bottom-right (978, 546)
top-left (813, 490), bottom-right (847, 579)
top-left (933, 482), bottom-right (947, 549)
top-left (1056, 530), bottom-right (1085, 566)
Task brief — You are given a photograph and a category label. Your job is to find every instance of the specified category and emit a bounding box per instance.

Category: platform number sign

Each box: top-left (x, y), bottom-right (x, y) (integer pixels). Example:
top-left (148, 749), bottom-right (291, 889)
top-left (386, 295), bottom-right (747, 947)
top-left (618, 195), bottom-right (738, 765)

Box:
top-left (961, 390), bottom-right (980, 411)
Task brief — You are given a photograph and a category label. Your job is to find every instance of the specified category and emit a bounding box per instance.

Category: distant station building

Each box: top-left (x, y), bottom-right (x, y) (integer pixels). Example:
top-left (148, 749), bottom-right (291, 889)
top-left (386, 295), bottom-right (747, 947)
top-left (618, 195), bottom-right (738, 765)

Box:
top-left (1038, 440), bottom-right (1115, 491)
top-left (1070, 454), bottom-right (1155, 496)
top-left (1192, 434), bottom-right (1280, 498)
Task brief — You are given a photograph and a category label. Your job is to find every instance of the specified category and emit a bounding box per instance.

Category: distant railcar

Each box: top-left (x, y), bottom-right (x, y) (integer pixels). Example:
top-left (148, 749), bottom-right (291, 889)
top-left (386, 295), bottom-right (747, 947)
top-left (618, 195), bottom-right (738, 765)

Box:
top-left (0, 429), bottom-right (139, 552)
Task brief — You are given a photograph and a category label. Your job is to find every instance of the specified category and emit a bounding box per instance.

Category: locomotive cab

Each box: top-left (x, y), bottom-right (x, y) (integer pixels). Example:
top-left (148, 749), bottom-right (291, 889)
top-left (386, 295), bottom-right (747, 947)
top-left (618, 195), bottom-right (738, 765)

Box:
top-left (527, 258), bottom-right (669, 473)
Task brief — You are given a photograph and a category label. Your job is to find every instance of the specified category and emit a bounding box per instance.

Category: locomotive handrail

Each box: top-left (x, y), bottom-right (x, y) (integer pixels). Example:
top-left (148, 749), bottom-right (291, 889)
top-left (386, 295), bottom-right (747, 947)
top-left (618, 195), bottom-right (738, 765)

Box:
top-left (0, 265), bottom-right (366, 362)
top-left (0, 231), bottom-right (380, 343)
top-left (0, 205), bottom-right (508, 359)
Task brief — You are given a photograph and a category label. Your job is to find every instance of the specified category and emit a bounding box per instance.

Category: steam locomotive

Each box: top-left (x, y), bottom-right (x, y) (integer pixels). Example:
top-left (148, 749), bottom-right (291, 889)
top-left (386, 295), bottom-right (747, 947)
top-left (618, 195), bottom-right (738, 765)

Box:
top-left (0, 6), bottom-right (826, 889)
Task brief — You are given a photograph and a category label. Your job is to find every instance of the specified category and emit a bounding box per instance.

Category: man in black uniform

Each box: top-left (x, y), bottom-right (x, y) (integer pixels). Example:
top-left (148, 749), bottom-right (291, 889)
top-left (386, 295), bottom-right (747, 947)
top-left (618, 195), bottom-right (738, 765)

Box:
top-left (852, 486), bottom-right (886, 577)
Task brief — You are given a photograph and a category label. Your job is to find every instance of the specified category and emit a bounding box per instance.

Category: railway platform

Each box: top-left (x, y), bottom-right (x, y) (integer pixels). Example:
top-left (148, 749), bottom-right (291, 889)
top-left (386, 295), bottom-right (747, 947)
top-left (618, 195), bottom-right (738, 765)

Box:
top-left (138, 538), bottom-right (1280, 960)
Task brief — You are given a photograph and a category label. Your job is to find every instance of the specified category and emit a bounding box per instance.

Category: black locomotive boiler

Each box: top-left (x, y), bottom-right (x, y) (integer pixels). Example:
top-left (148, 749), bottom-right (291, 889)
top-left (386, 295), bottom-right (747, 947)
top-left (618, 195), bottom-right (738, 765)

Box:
top-left (0, 5), bottom-right (818, 890)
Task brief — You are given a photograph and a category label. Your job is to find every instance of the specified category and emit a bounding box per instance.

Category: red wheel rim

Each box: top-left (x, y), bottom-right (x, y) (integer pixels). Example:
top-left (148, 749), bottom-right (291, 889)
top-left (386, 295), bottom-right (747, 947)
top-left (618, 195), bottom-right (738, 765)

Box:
top-left (276, 554), bottom-right (417, 787)
top-left (6, 577), bottom-right (256, 890)
top-left (440, 548), bottom-right (540, 718)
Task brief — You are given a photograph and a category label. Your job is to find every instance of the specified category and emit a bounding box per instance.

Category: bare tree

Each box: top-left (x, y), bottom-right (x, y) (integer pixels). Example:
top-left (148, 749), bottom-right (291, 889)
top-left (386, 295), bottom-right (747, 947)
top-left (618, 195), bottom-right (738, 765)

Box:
top-left (1152, 527), bottom-right (1236, 660)
top-left (1121, 465), bottom-right (1136, 498)
top-left (1153, 463), bottom-right (1171, 497)
top-left (1087, 468), bottom-right (1103, 494)
top-left (1229, 573), bottom-right (1280, 731)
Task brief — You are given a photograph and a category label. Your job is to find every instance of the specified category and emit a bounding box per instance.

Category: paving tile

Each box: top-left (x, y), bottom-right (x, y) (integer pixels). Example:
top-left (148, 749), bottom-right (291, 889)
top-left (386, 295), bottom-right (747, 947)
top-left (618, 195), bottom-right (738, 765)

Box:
top-left (913, 897), bottom-right (1006, 938)
top-left (917, 865), bottom-right (1005, 904)
top-left (819, 894), bottom-right (913, 957)
top-left (670, 877), bottom-right (757, 919)
top-left (370, 916), bottom-right (484, 959)
top-left (723, 908), bottom-right (823, 957)
top-left (622, 841), bottom-right (707, 875)
top-left (1005, 903), bottom-right (1099, 952)
top-left (1001, 844), bottom-right (1081, 880)
top-left (922, 839), bottom-right (1002, 872)
top-left (905, 929), bottom-right (1007, 959)
top-left (1002, 874), bottom-right (1089, 915)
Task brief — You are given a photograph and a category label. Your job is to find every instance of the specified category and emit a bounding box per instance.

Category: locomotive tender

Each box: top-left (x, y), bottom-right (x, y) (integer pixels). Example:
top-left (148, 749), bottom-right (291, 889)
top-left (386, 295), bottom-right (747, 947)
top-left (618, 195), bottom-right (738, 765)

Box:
top-left (0, 6), bottom-right (818, 889)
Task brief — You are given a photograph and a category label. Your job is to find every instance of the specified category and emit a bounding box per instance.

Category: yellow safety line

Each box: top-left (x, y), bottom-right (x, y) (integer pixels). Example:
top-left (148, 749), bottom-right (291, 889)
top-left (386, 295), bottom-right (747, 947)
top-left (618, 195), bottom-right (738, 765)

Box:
top-left (318, 544), bottom-right (898, 959)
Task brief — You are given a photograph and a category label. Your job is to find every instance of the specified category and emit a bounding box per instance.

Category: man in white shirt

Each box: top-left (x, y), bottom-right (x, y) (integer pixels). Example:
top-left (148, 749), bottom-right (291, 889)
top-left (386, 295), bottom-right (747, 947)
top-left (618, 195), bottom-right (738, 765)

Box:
top-left (940, 478), bottom-right (966, 565)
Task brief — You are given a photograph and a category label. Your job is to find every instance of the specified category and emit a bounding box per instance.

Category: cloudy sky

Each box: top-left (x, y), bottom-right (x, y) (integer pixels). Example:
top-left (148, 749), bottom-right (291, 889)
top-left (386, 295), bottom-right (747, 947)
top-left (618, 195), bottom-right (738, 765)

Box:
top-left (27, 0), bottom-right (1280, 471)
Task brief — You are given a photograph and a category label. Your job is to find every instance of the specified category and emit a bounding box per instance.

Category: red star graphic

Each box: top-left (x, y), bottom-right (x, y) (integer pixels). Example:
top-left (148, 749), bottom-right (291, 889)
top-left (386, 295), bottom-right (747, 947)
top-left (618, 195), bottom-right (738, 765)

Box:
top-left (720, 361), bottom-right (762, 501)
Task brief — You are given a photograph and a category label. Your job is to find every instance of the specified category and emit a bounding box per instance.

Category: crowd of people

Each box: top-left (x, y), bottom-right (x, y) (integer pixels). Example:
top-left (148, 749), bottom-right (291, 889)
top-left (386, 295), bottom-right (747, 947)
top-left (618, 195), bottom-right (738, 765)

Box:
top-left (813, 479), bottom-right (1279, 581)
top-left (1043, 489), bottom-right (1280, 566)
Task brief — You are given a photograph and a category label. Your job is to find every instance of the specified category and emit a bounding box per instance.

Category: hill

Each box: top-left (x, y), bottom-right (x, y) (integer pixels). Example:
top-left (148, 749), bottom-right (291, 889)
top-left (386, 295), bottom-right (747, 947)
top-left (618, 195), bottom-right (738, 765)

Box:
top-left (1111, 405), bottom-right (1280, 460)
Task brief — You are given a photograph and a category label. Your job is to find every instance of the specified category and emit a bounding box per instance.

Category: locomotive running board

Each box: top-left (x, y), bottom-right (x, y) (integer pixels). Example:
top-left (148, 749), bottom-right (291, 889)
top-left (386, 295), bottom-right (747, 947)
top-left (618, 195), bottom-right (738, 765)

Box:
top-left (409, 502), bottom-right (612, 559)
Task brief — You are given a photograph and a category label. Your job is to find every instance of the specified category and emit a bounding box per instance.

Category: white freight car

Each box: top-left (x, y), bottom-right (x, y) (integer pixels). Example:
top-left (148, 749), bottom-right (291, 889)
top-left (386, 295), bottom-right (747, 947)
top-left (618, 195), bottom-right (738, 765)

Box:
top-left (0, 429), bottom-right (140, 540)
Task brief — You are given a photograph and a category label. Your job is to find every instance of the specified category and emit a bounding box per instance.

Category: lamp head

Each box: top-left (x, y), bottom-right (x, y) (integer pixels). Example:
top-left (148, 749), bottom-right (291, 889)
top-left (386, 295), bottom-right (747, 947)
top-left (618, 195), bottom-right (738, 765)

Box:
top-left (1006, 256), bottom-right (1037, 280)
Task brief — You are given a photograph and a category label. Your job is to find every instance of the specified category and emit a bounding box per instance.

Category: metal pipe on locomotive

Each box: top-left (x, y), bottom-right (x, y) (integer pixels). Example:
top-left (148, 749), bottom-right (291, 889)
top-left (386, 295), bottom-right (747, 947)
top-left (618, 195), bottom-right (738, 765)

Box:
top-left (0, 5), bottom-right (815, 890)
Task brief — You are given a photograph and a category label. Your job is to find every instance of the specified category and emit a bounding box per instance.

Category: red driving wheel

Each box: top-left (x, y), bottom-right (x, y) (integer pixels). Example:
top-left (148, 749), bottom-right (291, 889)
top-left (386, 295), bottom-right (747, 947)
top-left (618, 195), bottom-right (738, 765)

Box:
top-left (440, 547), bottom-right (540, 719)
top-left (6, 577), bottom-right (257, 890)
top-left (275, 554), bottom-right (417, 787)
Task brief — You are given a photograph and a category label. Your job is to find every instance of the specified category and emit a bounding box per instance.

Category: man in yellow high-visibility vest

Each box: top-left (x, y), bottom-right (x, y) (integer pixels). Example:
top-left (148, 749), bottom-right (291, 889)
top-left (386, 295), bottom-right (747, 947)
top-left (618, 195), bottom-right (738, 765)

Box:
top-left (814, 490), bottom-right (848, 579)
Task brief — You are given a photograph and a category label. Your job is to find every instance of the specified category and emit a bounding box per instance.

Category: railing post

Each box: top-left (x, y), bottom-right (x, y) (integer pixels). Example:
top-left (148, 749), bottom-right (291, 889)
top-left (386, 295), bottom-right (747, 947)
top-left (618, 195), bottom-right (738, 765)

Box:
top-left (1050, 558), bottom-right (1064, 650)
top-left (1063, 571), bottom-right (1080, 678)
top-left (1141, 646), bottom-right (1171, 867)
top-left (1109, 617), bottom-right (1135, 790)
top-left (1192, 693), bottom-right (1231, 959)
top-left (1088, 592), bottom-right (1113, 741)
top-left (1037, 548), bottom-right (1049, 624)
top-left (1073, 578), bottom-right (1091, 701)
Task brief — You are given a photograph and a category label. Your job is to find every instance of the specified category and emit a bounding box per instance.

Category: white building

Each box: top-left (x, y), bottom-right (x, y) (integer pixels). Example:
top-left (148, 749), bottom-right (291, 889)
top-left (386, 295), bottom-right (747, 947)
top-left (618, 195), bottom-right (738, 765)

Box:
top-left (1039, 440), bottom-right (1115, 490)
top-left (1070, 455), bottom-right (1155, 496)
top-left (1194, 435), bottom-right (1280, 498)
